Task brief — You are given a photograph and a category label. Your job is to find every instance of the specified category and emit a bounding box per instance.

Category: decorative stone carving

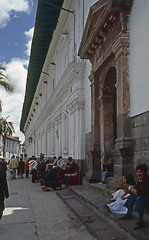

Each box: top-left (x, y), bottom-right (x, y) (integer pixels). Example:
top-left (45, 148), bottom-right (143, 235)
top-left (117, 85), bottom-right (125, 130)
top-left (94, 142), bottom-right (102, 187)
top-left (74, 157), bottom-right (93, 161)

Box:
top-left (79, 0), bottom-right (133, 182)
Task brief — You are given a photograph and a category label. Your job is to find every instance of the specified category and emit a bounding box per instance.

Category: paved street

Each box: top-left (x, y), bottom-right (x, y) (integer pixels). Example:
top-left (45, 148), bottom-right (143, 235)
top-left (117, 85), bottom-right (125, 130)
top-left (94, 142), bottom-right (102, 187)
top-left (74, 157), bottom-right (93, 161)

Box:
top-left (0, 174), bottom-right (96, 240)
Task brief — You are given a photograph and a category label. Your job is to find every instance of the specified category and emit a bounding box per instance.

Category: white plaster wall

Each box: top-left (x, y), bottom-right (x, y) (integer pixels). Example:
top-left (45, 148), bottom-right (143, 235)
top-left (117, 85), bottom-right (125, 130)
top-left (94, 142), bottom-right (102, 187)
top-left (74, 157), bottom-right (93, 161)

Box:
top-left (129, 0), bottom-right (149, 116)
top-left (72, 0), bottom-right (92, 135)
top-left (24, 0), bottom-right (96, 159)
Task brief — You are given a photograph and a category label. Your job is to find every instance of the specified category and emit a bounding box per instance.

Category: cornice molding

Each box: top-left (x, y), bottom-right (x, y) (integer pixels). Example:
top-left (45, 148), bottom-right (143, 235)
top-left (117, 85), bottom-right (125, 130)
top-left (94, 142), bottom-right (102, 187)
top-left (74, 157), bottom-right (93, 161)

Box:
top-left (78, 0), bottom-right (133, 60)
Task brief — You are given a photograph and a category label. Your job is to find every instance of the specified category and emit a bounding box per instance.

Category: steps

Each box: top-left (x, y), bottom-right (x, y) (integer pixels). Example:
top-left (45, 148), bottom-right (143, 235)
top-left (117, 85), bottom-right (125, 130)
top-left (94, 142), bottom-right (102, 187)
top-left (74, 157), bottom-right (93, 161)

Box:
top-left (56, 184), bottom-right (149, 240)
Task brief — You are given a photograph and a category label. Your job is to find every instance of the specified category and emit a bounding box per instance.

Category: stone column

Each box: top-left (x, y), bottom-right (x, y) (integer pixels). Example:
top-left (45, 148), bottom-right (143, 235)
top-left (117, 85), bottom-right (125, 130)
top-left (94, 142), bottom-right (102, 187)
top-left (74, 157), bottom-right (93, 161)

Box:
top-left (114, 44), bottom-right (133, 176)
top-left (88, 72), bottom-right (101, 183)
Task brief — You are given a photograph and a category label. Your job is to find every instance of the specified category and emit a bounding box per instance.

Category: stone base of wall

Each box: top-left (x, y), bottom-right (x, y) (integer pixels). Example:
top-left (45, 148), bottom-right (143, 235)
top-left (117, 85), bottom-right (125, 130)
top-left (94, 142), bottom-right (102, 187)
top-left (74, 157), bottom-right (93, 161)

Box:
top-left (131, 111), bottom-right (149, 172)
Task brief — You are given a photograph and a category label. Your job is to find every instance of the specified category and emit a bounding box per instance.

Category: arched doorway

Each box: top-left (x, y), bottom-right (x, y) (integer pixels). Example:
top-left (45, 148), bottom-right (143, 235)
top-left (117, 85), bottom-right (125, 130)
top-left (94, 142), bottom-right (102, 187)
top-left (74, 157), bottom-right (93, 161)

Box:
top-left (101, 67), bottom-right (117, 162)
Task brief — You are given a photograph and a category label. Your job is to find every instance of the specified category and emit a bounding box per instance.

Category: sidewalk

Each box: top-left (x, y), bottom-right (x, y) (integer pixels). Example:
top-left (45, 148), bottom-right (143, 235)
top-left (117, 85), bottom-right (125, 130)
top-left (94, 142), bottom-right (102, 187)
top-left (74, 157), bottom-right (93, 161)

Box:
top-left (0, 176), bottom-right (96, 240)
top-left (0, 177), bottom-right (38, 240)
top-left (1, 176), bottom-right (149, 240)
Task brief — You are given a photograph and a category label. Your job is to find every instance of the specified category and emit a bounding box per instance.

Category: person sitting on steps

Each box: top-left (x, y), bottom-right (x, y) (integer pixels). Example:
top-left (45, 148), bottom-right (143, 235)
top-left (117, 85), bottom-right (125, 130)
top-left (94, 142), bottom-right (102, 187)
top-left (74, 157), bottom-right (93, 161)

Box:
top-left (101, 158), bottom-right (114, 184)
top-left (106, 174), bottom-right (135, 214)
top-left (122, 163), bottom-right (149, 230)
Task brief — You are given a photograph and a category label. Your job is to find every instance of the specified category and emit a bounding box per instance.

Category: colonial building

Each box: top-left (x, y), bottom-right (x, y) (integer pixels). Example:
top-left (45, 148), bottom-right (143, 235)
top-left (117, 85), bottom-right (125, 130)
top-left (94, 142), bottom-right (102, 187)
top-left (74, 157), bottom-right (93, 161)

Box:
top-left (20, 0), bottom-right (149, 183)
top-left (20, 0), bottom-right (97, 175)
top-left (3, 136), bottom-right (21, 161)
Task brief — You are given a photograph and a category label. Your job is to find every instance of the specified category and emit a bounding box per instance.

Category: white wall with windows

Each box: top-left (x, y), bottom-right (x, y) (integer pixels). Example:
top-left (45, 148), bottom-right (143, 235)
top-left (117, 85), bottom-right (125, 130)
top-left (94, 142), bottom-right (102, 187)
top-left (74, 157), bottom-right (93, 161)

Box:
top-left (5, 137), bottom-right (20, 161)
top-left (24, 0), bottom-right (97, 160)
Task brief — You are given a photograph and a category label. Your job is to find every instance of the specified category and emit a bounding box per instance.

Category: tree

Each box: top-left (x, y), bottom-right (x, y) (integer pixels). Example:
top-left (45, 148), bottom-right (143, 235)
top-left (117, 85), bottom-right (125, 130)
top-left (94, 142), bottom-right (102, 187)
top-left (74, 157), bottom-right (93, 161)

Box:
top-left (0, 116), bottom-right (15, 157)
top-left (0, 65), bottom-right (14, 112)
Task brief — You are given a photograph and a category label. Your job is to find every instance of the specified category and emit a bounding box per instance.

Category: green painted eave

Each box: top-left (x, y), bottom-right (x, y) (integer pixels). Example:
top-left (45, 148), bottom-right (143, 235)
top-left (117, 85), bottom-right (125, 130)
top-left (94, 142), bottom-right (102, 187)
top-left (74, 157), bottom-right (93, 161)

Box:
top-left (20, 0), bottom-right (64, 132)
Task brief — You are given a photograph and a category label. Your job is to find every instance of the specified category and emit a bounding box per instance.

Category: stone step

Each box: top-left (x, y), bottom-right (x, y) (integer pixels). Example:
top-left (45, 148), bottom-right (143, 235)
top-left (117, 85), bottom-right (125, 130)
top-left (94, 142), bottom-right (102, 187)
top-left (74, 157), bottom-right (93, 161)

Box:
top-left (83, 181), bottom-right (149, 220)
top-left (56, 187), bottom-right (134, 240)
top-left (56, 185), bottom-right (149, 240)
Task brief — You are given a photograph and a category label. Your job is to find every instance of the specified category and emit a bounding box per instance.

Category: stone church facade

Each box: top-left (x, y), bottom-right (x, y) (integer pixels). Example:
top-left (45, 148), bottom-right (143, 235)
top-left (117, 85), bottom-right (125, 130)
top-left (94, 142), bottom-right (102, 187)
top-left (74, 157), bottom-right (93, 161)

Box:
top-left (79, 0), bottom-right (149, 182)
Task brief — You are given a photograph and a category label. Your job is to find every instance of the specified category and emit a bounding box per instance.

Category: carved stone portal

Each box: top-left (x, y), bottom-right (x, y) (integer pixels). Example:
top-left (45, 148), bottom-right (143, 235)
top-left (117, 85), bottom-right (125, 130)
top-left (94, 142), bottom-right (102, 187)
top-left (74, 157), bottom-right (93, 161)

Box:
top-left (79, 0), bottom-right (133, 182)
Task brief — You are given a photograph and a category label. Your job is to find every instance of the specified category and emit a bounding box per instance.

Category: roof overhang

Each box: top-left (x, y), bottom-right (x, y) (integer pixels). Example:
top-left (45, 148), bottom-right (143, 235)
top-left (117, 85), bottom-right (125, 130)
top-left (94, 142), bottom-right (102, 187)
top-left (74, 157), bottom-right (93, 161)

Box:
top-left (20, 0), bottom-right (64, 132)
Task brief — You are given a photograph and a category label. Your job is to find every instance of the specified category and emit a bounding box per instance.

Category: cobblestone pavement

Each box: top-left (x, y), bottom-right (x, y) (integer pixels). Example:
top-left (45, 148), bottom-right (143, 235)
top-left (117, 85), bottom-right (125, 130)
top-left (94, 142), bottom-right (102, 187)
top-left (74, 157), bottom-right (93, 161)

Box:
top-left (0, 175), bottom-right (96, 240)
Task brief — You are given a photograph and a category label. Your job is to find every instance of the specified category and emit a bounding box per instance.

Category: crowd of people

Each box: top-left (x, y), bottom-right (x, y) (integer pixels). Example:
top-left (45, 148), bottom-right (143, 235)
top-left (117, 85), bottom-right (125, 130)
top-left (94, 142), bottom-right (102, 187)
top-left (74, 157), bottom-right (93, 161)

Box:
top-left (0, 153), bottom-right (79, 220)
top-left (35, 154), bottom-right (78, 191)
top-left (7, 153), bottom-right (78, 190)
top-left (8, 153), bottom-right (29, 179)
top-left (1, 153), bottom-right (149, 230)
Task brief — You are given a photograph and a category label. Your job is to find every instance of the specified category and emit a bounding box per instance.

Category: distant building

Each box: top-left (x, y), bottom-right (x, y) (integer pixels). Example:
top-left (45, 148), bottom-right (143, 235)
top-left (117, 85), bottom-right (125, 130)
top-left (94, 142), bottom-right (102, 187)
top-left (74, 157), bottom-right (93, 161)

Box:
top-left (4, 136), bottom-right (21, 161)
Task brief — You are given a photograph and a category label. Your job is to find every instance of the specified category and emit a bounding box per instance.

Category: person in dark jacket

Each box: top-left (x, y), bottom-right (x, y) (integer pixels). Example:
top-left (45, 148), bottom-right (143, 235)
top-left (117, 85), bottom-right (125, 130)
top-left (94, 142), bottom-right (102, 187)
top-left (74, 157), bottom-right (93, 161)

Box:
top-left (122, 164), bottom-right (149, 229)
top-left (18, 158), bottom-right (25, 178)
top-left (66, 157), bottom-right (78, 174)
top-left (0, 162), bottom-right (9, 220)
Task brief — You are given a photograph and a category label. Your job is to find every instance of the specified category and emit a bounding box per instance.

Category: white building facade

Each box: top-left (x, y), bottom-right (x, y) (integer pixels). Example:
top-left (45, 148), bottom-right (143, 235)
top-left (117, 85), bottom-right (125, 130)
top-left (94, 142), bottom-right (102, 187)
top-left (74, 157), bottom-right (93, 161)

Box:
top-left (21, 0), bottom-right (96, 170)
top-left (4, 136), bottom-right (20, 161)
top-left (21, 0), bottom-right (149, 182)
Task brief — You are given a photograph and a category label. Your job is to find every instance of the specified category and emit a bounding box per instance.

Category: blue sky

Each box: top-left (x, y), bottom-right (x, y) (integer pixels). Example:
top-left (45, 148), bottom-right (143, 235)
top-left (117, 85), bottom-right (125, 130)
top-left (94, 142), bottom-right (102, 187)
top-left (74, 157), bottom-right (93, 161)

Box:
top-left (0, 0), bottom-right (38, 143)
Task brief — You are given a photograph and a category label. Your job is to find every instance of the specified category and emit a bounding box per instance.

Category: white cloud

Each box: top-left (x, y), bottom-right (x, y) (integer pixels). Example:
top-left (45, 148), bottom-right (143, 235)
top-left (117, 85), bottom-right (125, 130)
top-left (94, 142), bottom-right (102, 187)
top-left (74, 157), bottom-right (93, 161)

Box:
top-left (0, 26), bottom-right (33, 143)
top-left (0, 0), bottom-right (33, 28)
top-left (0, 59), bottom-right (28, 143)
top-left (0, 0), bottom-right (35, 143)
top-left (0, 27), bottom-right (34, 143)
top-left (6, 58), bottom-right (28, 93)
top-left (24, 27), bottom-right (34, 56)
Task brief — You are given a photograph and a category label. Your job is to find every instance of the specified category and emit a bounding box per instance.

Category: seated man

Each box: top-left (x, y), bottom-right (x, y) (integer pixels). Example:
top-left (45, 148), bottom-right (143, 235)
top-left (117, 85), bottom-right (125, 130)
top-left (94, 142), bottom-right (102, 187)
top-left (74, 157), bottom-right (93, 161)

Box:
top-left (66, 157), bottom-right (78, 174)
top-left (57, 157), bottom-right (78, 182)
top-left (101, 158), bottom-right (114, 184)
top-left (64, 157), bottom-right (78, 186)
top-left (123, 163), bottom-right (149, 230)
top-left (57, 156), bottom-right (67, 169)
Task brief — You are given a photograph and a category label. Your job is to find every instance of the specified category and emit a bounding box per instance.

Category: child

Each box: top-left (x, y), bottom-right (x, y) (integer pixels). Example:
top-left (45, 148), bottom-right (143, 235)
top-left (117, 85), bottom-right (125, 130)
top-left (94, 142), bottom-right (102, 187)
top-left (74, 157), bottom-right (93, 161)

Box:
top-left (106, 174), bottom-right (135, 214)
